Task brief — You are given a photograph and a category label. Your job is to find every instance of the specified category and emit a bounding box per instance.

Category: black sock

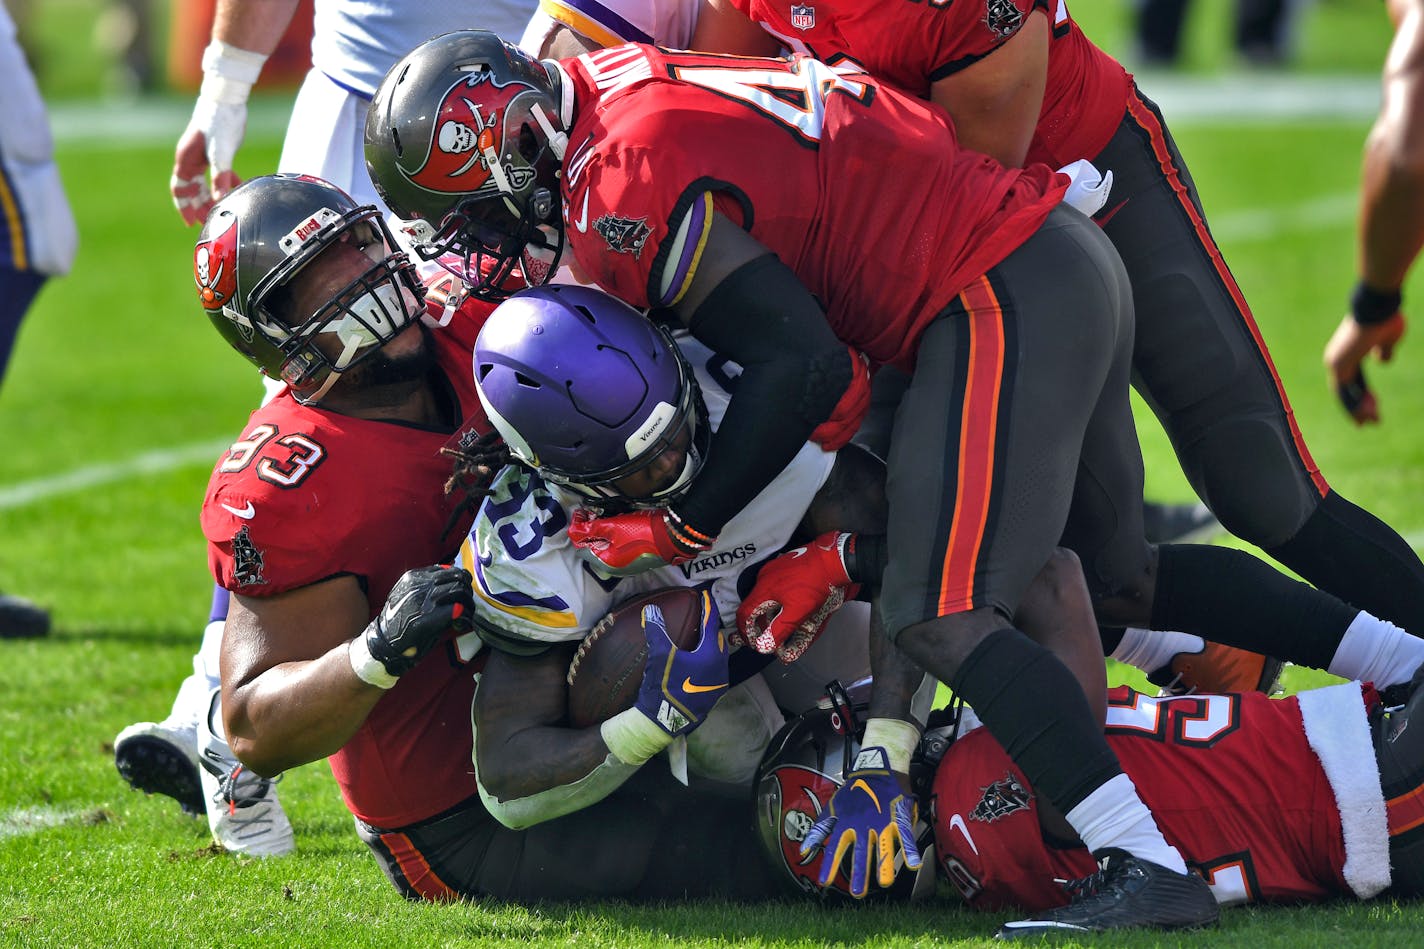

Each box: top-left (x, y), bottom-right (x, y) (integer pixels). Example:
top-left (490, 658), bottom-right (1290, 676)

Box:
top-left (1266, 491), bottom-right (1424, 634)
top-left (1151, 544), bottom-right (1357, 670)
top-left (949, 627), bottom-right (1121, 812)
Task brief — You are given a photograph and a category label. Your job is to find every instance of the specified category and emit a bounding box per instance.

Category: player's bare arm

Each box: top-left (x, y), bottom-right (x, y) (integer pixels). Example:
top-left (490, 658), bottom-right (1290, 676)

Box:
top-left (1325, 0), bottom-right (1422, 423)
top-left (690, 0), bottom-right (781, 58)
top-left (219, 576), bottom-right (384, 777)
top-left (1013, 548), bottom-right (1108, 726)
top-left (540, 24), bottom-right (603, 59)
top-left (928, 9), bottom-right (1049, 169)
top-left (473, 643), bottom-right (615, 801)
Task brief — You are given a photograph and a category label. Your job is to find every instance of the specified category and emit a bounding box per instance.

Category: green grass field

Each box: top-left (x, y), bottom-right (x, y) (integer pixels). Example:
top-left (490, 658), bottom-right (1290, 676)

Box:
top-left (4, 1), bottom-right (1424, 946)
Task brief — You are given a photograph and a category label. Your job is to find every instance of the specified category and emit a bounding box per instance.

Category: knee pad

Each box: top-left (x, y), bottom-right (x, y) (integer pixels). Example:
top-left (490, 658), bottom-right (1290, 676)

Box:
top-left (1178, 414), bottom-right (1319, 547)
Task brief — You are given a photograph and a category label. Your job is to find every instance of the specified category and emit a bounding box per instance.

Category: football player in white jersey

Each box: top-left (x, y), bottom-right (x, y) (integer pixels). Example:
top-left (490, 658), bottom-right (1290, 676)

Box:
top-left (457, 283), bottom-right (901, 828)
top-left (0, 2), bottom-right (76, 639)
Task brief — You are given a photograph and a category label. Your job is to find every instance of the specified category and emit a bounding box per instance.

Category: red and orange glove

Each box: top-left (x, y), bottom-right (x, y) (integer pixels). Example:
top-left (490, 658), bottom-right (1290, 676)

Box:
top-left (567, 508), bottom-right (714, 576)
top-left (736, 531), bottom-right (860, 663)
top-left (809, 348), bottom-right (872, 452)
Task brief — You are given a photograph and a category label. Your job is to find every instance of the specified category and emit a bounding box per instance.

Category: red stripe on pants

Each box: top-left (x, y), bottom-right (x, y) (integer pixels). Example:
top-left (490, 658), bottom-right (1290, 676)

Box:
top-left (937, 275), bottom-right (1006, 615)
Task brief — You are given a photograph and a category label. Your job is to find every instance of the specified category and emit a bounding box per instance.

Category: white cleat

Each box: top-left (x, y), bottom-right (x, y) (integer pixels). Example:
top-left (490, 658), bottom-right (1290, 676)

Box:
top-left (198, 688), bottom-right (294, 857)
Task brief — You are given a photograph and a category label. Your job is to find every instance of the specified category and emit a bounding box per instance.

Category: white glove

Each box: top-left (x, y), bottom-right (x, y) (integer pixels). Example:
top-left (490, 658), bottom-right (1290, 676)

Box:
top-left (1056, 158), bottom-right (1114, 218)
top-left (171, 41), bottom-right (268, 226)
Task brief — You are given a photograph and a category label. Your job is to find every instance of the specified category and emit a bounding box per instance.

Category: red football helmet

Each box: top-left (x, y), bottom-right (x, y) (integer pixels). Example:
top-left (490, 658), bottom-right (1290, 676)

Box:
top-left (753, 679), bottom-right (937, 900)
top-left (365, 31), bottom-right (567, 301)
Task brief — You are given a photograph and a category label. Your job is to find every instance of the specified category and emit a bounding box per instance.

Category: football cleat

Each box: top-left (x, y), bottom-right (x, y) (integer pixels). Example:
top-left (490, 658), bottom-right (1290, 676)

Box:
top-left (114, 718), bottom-right (205, 817)
top-left (199, 756), bottom-right (295, 858)
top-left (1149, 641), bottom-right (1283, 696)
top-left (1141, 501), bottom-right (1221, 545)
top-left (0, 592), bottom-right (50, 638)
top-left (995, 849), bottom-right (1219, 939)
top-left (198, 688), bottom-right (294, 857)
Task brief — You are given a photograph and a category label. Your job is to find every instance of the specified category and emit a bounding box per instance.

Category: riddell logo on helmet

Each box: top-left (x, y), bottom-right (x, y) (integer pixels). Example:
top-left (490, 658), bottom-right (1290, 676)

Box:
top-left (407, 75), bottom-right (535, 197)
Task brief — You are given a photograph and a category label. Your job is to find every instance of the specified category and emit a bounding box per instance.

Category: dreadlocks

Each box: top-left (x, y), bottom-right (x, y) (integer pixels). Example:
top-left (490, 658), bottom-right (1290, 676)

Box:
top-left (439, 430), bottom-right (513, 541)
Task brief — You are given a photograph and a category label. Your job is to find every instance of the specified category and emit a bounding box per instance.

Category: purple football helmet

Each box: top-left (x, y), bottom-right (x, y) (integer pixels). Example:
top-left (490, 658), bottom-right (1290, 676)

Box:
top-left (473, 284), bottom-right (709, 507)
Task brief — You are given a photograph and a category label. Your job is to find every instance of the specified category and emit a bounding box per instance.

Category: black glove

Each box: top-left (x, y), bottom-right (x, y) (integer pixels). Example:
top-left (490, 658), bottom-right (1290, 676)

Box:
top-left (350, 565), bottom-right (474, 687)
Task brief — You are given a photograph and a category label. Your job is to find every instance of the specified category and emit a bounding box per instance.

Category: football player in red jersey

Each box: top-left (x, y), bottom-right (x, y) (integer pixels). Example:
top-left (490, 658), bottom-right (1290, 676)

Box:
top-left (759, 554), bottom-right (1424, 920)
top-left (686, 0), bottom-right (1424, 653)
top-left (171, 173), bottom-right (779, 902)
top-left (365, 33), bottom-right (1424, 933)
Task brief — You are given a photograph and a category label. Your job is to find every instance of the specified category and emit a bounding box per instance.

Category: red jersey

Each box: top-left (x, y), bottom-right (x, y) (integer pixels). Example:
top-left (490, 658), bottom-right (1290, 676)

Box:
top-left (932, 684), bottom-right (1392, 910)
top-left (558, 44), bottom-right (1064, 371)
top-left (200, 297), bottom-right (495, 827)
top-left (728, 0), bottom-right (1131, 169)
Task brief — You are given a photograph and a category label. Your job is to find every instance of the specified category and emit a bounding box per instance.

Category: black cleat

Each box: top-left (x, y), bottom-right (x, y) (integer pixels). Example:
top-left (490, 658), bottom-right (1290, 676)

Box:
top-left (996, 849), bottom-right (1219, 939)
top-left (0, 593), bottom-right (50, 639)
top-left (114, 720), bottom-right (205, 817)
top-left (1142, 501), bottom-right (1221, 545)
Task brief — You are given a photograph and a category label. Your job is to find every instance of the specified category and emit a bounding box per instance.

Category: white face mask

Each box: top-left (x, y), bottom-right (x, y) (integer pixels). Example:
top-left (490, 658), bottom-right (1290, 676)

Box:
top-left (317, 279), bottom-right (415, 369)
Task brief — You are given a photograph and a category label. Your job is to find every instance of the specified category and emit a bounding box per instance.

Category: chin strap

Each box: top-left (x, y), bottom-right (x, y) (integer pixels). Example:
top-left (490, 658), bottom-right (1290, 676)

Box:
top-left (531, 104), bottom-right (568, 161)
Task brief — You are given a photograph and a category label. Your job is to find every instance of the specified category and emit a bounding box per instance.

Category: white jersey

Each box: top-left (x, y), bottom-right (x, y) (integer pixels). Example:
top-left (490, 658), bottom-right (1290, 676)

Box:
top-left (312, 0), bottom-right (540, 98)
top-left (459, 335), bottom-right (836, 647)
top-left (528, 0), bottom-right (700, 49)
top-left (0, 4), bottom-right (75, 276)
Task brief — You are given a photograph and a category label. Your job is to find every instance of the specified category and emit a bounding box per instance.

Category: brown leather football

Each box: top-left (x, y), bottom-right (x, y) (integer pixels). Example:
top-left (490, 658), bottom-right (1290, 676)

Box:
top-left (565, 587), bottom-right (704, 729)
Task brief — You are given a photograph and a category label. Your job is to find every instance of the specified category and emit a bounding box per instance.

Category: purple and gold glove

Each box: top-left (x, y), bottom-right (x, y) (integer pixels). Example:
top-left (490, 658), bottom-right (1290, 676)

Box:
top-left (635, 589), bottom-right (728, 736)
top-left (800, 745), bottom-right (921, 898)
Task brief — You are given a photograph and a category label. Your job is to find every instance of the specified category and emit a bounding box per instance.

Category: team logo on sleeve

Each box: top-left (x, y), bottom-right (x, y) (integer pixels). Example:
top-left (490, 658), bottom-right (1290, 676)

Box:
top-left (406, 76), bottom-right (536, 197)
top-left (593, 214), bottom-right (652, 257)
top-left (790, 4), bottom-right (816, 30)
top-left (970, 771), bottom-right (1032, 822)
top-left (194, 211), bottom-right (239, 313)
top-left (984, 0), bottom-right (1025, 37)
top-left (230, 526), bottom-right (268, 587)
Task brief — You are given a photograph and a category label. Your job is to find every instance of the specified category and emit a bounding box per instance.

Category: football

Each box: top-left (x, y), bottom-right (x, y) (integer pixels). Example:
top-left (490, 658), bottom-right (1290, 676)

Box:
top-left (566, 586), bottom-right (705, 729)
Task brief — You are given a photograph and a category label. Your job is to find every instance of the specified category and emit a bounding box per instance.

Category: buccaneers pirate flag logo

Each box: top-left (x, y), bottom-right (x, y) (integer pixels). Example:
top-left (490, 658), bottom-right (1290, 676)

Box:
top-left (405, 75), bottom-right (536, 197)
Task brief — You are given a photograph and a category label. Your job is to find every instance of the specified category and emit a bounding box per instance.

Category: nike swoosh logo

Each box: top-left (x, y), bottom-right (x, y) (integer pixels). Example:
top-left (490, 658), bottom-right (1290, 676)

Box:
top-left (1095, 198), bottom-right (1129, 227)
top-left (949, 813), bottom-right (979, 855)
top-left (849, 778), bottom-right (881, 810)
top-left (681, 677), bottom-right (727, 694)
top-left (221, 501), bottom-right (255, 519)
top-left (573, 191), bottom-right (590, 233)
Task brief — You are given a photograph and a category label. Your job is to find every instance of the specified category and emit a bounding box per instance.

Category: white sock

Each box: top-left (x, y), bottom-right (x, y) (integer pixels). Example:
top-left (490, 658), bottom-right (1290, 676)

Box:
top-left (1065, 773), bottom-right (1188, 874)
top-left (166, 620), bottom-right (225, 728)
top-left (1328, 612), bottom-right (1424, 689)
top-left (1111, 628), bottom-right (1205, 676)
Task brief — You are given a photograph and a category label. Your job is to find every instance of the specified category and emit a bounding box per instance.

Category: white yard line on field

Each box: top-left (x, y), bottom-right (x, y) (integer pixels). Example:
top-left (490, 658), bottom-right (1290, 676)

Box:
top-left (0, 440), bottom-right (228, 511)
top-left (52, 75), bottom-right (1381, 149)
top-left (1208, 192), bottom-right (1359, 243)
top-left (0, 805), bottom-right (95, 841)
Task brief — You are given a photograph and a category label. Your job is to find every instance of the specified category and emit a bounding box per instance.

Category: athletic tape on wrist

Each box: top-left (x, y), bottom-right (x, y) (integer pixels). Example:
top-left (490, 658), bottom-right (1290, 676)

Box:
top-left (600, 706), bottom-right (674, 765)
top-left (198, 40), bottom-right (267, 104)
top-left (860, 717), bottom-right (921, 774)
top-left (348, 634), bottom-right (399, 690)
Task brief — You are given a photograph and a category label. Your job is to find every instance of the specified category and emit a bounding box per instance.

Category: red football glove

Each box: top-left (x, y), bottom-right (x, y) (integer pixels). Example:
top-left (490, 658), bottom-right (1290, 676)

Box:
top-left (809, 348), bottom-right (872, 452)
top-left (567, 508), bottom-right (712, 575)
top-left (736, 531), bottom-right (860, 663)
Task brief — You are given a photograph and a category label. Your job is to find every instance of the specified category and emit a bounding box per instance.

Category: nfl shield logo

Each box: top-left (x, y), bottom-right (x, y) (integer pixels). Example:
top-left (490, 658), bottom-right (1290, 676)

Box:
top-left (790, 4), bottom-right (815, 30)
